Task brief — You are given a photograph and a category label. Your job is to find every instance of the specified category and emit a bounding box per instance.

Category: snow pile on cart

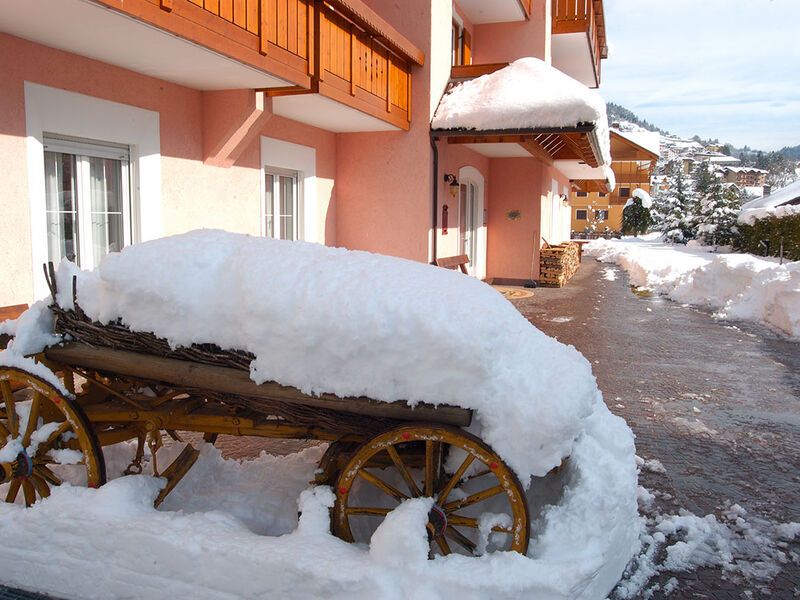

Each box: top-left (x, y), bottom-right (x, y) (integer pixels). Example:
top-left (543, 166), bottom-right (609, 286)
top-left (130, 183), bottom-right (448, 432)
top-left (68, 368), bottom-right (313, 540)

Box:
top-left (1, 230), bottom-right (639, 599)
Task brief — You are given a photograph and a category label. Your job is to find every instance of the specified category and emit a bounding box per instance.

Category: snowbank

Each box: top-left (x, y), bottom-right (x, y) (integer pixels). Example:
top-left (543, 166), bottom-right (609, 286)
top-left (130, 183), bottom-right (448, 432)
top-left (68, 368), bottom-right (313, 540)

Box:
top-left (738, 203), bottom-right (800, 225)
top-left (584, 236), bottom-right (800, 337)
top-left (431, 57), bottom-right (611, 165)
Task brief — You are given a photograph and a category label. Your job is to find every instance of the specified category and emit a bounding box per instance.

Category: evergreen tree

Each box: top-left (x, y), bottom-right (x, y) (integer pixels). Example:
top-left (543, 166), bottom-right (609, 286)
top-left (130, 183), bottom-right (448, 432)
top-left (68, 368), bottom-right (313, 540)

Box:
top-left (651, 160), bottom-right (697, 243)
top-left (621, 193), bottom-right (653, 236)
top-left (696, 181), bottom-right (743, 247)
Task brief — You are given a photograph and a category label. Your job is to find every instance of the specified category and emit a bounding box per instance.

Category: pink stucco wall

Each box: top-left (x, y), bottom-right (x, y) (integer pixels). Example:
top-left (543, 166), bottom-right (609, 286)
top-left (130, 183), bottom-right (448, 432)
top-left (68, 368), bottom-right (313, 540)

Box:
top-left (336, 0), bottom-right (437, 262)
top-left (0, 32), bottom-right (336, 305)
top-left (472, 0), bottom-right (549, 65)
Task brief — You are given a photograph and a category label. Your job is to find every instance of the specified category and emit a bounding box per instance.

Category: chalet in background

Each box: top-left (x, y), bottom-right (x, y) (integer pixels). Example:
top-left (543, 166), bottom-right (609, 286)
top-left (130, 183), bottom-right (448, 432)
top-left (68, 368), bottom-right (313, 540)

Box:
top-left (1, 0), bottom-right (610, 304)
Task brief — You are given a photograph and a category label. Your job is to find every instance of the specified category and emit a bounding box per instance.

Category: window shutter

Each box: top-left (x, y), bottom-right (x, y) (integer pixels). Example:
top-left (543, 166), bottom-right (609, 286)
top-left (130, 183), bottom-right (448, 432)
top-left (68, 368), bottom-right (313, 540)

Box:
top-left (461, 29), bottom-right (472, 65)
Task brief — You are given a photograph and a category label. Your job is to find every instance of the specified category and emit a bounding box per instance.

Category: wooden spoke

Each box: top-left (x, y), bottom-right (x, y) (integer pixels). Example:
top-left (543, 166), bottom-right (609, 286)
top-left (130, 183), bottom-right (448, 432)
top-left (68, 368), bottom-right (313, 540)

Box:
top-left (29, 474), bottom-right (51, 499)
top-left (462, 468), bottom-right (492, 483)
top-left (445, 526), bottom-right (477, 555)
top-left (357, 469), bottom-right (409, 503)
top-left (36, 422), bottom-right (71, 456)
top-left (22, 392), bottom-right (42, 447)
top-left (5, 479), bottom-right (20, 503)
top-left (442, 485), bottom-right (505, 513)
top-left (436, 453), bottom-right (475, 505)
top-left (386, 445), bottom-right (421, 498)
top-left (35, 464), bottom-right (62, 486)
top-left (435, 534), bottom-right (452, 556)
top-left (446, 514), bottom-right (513, 533)
top-left (345, 506), bottom-right (392, 517)
top-left (21, 480), bottom-right (36, 507)
top-left (1, 381), bottom-right (18, 436)
top-left (333, 424), bottom-right (530, 556)
top-left (0, 367), bottom-right (106, 506)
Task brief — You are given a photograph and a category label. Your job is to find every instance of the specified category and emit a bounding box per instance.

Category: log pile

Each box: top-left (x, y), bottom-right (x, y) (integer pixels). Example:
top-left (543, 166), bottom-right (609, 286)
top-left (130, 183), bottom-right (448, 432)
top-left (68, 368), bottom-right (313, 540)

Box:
top-left (539, 242), bottom-right (580, 287)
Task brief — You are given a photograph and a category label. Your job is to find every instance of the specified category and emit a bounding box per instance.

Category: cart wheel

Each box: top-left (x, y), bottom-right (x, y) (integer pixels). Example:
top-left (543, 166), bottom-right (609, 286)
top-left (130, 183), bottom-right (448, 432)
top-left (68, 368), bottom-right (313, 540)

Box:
top-left (333, 424), bottom-right (529, 556)
top-left (0, 367), bottom-right (106, 506)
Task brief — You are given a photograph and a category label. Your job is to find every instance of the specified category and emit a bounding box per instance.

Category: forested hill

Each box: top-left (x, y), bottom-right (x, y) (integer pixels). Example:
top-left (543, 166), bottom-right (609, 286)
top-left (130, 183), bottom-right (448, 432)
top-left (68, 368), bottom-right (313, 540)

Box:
top-left (606, 102), bottom-right (798, 164)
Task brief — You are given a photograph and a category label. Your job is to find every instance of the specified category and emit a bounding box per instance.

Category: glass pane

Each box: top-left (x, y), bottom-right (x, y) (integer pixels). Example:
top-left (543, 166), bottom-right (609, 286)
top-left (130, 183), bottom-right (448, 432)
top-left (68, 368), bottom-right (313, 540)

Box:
top-left (279, 175), bottom-right (295, 241)
top-left (44, 151), bottom-right (80, 265)
top-left (264, 174), bottom-right (274, 238)
top-left (88, 156), bottom-right (125, 266)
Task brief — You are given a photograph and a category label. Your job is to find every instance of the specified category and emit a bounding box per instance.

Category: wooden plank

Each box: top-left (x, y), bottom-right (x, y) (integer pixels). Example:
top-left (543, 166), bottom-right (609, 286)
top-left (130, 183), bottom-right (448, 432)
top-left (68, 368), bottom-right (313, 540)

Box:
top-left (45, 343), bottom-right (472, 427)
top-left (204, 0), bottom-right (219, 16)
top-left (276, 0), bottom-right (287, 48)
top-left (219, 0), bottom-right (232, 20)
top-left (160, 0), bottom-right (174, 11)
top-left (0, 304), bottom-right (28, 322)
top-left (246, 0), bottom-right (258, 33)
top-left (287, 0), bottom-right (298, 54)
top-left (460, 28), bottom-right (471, 65)
top-left (233, 0), bottom-right (247, 28)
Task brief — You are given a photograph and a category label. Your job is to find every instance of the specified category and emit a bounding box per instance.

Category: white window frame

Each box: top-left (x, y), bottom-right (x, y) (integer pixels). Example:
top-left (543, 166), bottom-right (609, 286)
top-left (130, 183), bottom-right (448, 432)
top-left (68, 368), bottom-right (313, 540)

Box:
top-left (260, 136), bottom-right (317, 243)
top-left (25, 82), bottom-right (161, 300)
top-left (263, 166), bottom-right (300, 241)
top-left (457, 166), bottom-right (486, 280)
top-left (43, 134), bottom-right (134, 270)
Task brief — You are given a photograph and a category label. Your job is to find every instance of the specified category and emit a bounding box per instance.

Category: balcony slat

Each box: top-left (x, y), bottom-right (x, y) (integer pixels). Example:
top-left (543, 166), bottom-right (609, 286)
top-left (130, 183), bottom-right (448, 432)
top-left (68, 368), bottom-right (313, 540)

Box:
top-left (232, 0), bottom-right (246, 28)
top-left (287, 0), bottom-right (298, 54)
top-left (205, 0), bottom-right (219, 15)
top-left (219, 0), bottom-right (232, 21)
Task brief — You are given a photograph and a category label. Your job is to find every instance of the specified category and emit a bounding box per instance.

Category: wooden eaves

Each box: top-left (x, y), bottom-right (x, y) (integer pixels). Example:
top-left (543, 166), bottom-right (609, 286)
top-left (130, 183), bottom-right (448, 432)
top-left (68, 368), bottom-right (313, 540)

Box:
top-left (430, 124), bottom-right (603, 168)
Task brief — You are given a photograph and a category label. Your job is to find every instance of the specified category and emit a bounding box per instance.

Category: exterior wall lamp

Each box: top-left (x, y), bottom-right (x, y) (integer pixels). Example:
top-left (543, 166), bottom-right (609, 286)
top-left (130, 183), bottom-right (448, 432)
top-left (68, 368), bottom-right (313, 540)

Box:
top-left (444, 173), bottom-right (459, 197)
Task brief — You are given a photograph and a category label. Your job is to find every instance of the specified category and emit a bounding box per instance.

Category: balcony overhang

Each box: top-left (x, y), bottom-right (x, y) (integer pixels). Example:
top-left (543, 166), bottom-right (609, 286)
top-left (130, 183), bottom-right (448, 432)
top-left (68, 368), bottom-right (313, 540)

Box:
top-left (551, 0), bottom-right (607, 88)
top-left (456, 0), bottom-right (531, 24)
top-left (2, 0), bottom-right (422, 132)
top-left (0, 0), bottom-right (290, 90)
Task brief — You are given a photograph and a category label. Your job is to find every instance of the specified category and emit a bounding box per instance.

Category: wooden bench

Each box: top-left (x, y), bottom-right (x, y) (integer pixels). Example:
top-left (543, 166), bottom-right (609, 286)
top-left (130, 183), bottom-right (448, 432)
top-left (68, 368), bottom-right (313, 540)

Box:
top-left (0, 303), bottom-right (28, 350)
top-left (435, 254), bottom-right (469, 274)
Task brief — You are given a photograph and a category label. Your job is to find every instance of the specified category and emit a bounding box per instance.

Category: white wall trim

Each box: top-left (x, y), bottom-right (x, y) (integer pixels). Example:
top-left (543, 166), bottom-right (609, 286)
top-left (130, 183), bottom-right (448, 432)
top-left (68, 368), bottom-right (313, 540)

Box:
top-left (458, 165), bottom-right (486, 280)
top-left (260, 136), bottom-right (318, 243)
top-left (24, 82), bottom-right (161, 300)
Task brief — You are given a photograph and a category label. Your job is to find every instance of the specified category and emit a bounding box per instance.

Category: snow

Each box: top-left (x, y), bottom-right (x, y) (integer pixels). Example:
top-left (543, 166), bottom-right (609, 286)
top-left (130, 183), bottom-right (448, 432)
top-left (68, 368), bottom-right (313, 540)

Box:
top-left (1, 230), bottom-right (640, 600)
top-left (432, 57), bottom-right (612, 165)
top-left (738, 203), bottom-right (800, 225)
top-left (632, 188), bottom-right (653, 208)
top-left (613, 458), bottom-right (800, 599)
top-left (584, 236), bottom-right (800, 338)
top-left (611, 128), bottom-right (660, 157)
top-left (740, 178), bottom-right (800, 211)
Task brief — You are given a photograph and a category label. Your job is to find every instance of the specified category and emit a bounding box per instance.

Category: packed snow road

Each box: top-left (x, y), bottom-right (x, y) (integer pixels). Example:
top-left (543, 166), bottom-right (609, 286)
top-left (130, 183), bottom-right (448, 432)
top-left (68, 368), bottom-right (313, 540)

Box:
top-left (514, 258), bottom-right (800, 599)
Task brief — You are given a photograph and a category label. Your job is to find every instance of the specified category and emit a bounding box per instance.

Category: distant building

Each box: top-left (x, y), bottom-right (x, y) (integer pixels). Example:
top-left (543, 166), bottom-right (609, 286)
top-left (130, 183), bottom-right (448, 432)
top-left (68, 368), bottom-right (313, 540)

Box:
top-left (724, 167), bottom-right (768, 187)
top-left (570, 128), bottom-right (659, 234)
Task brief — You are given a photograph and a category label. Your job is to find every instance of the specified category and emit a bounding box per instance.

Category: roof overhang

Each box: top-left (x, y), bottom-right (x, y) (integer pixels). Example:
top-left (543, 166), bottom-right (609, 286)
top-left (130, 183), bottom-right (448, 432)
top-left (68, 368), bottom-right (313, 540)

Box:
top-left (456, 0), bottom-right (530, 24)
top-left (431, 125), bottom-right (606, 169)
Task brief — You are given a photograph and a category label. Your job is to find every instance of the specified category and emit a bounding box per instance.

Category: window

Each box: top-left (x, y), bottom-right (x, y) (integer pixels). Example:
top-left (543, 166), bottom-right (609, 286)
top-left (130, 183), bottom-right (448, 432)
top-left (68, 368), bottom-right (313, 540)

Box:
top-left (575, 209), bottom-right (588, 220)
top-left (599, 192), bottom-right (607, 197)
top-left (619, 187), bottom-right (630, 197)
top-left (575, 191), bottom-right (588, 197)
top-left (264, 168), bottom-right (299, 240)
top-left (595, 209), bottom-right (609, 221)
top-left (451, 19), bottom-right (471, 66)
top-left (43, 134), bottom-right (132, 270)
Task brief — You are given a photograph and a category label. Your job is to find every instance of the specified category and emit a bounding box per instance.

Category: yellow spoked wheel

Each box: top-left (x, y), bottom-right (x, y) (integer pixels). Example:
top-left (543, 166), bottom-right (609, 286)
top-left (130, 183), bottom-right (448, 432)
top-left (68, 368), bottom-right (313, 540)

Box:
top-left (0, 367), bottom-right (106, 506)
top-left (333, 424), bottom-right (530, 556)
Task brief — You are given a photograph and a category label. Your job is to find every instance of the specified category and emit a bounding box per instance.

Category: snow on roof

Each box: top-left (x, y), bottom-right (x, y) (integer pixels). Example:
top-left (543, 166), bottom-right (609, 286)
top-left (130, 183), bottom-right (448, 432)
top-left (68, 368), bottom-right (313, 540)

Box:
top-left (431, 57), bottom-right (611, 164)
top-left (741, 178), bottom-right (800, 211)
top-left (19, 229), bottom-right (611, 483)
top-left (726, 166), bottom-right (768, 173)
top-left (612, 128), bottom-right (660, 157)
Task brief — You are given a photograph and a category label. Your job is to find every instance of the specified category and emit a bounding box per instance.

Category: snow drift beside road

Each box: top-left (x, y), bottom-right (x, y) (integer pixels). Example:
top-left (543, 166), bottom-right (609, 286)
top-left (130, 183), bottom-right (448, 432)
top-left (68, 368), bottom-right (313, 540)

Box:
top-left (585, 236), bottom-right (800, 337)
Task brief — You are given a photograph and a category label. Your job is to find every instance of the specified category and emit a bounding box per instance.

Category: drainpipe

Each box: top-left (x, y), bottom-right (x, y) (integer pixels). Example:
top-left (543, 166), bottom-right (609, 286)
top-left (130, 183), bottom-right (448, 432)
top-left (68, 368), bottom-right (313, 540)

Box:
top-left (430, 136), bottom-right (439, 265)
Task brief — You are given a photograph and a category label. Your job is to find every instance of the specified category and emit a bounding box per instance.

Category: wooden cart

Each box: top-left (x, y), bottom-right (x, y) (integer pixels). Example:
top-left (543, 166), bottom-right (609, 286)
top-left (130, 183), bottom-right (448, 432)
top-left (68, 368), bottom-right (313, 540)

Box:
top-left (0, 271), bottom-right (530, 557)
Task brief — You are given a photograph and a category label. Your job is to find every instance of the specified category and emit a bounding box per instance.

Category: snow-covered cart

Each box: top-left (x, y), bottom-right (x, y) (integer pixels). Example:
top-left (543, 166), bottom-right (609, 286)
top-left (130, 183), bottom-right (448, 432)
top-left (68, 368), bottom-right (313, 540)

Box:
top-left (0, 237), bottom-right (540, 557)
top-left (0, 231), bottom-right (638, 578)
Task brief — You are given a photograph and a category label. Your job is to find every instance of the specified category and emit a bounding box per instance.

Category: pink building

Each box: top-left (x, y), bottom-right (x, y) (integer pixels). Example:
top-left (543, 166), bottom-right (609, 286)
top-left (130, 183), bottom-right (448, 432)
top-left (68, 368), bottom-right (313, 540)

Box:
top-left (1, 0), bottom-right (609, 304)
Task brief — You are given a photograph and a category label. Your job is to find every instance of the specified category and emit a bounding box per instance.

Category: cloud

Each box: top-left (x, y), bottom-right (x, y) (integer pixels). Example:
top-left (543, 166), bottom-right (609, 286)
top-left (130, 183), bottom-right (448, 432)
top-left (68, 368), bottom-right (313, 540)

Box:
top-left (599, 0), bottom-right (800, 149)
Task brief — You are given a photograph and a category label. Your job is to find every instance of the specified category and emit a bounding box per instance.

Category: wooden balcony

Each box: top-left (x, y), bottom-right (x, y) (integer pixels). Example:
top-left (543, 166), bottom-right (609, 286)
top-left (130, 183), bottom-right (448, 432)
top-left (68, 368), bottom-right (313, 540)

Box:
top-left (551, 0), bottom-right (607, 88)
top-left (93, 0), bottom-right (422, 129)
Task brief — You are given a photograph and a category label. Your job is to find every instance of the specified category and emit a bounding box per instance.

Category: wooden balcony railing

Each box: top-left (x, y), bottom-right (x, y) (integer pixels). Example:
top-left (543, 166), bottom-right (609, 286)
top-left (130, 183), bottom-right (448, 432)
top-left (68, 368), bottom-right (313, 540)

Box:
top-left (97, 0), bottom-right (421, 129)
top-left (552, 0), bottom-right (607, 86)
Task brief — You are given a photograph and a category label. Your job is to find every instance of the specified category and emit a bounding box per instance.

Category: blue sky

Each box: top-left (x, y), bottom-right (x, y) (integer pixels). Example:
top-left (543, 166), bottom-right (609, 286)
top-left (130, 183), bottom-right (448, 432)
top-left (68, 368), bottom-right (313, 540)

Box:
top-left (599, 0), bottom-right (800, 151)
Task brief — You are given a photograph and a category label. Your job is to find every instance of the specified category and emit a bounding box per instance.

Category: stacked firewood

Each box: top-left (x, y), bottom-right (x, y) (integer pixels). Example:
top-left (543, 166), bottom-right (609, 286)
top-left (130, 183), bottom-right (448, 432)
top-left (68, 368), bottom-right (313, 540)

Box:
top-left (539, 242), bottom-right (580, 287)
